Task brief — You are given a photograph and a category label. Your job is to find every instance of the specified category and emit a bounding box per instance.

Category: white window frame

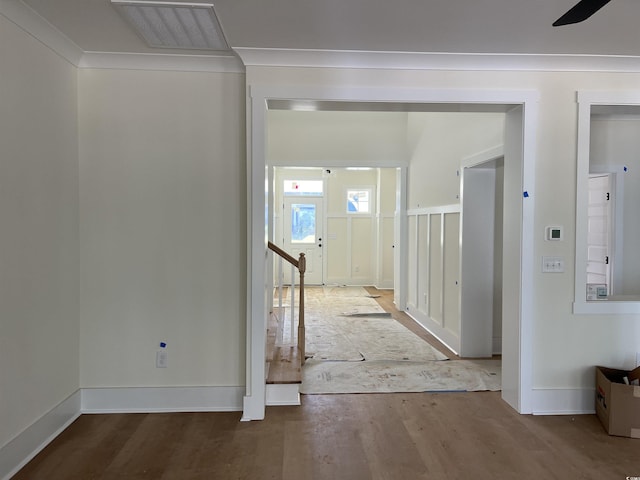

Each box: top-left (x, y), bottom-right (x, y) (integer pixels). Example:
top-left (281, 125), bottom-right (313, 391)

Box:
top-left (574, 91), bottom-right (640, 314)
top-left (345, 186), bottom-right (374, 215)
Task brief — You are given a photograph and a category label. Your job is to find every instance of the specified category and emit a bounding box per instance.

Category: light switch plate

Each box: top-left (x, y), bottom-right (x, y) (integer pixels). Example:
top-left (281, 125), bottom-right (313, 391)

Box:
top-left (542, 256), bottom-right (565, 273)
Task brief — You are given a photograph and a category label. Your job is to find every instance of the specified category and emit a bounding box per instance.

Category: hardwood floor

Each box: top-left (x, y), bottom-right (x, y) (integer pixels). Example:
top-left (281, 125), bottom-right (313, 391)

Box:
top-left (363, 287), bottom-right (462, 360)
top-left (266, 310), bottom-right (302, 385)
top-left (14, 392), bottom-right (639, 479)
top-left (17, 288), bottom-right (635, 479)
top-left (266, 286), bottom-right (467, 386)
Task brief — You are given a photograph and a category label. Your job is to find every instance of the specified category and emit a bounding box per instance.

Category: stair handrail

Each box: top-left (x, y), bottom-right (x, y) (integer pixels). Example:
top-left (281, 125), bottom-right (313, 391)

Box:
top-left (267, 241), bottom-right (307, 365)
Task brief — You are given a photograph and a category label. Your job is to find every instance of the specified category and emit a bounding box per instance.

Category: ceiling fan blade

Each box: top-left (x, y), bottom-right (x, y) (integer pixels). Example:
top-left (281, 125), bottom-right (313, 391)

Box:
top-left (553, 0), bottom-right (612, 26)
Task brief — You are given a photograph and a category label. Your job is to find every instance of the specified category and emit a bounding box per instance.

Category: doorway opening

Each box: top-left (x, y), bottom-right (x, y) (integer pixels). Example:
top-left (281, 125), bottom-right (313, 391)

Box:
top-left (460, 153), bottom-right (504, 358)
top-left (244, 88), bottom-right (537, 421)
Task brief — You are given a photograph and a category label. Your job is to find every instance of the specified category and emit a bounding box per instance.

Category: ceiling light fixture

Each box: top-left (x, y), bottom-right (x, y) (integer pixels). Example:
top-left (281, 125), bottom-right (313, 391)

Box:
top-left (111, 1), bottom-right (230, 51)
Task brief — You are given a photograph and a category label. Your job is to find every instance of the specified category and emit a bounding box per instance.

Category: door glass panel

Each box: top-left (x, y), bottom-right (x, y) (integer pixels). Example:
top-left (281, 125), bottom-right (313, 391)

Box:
top-left (291, 203), bottom-right (316, 243)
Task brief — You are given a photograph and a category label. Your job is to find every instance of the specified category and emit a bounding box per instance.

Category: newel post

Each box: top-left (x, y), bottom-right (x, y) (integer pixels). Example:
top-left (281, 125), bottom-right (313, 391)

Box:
top-left (298, 252), bottom-right (306, 365)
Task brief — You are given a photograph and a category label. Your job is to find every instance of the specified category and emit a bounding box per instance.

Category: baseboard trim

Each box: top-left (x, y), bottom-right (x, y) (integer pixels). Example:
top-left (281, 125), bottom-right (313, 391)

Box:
top-left (266, 384), bottom-right (301, 406)
top-left (1, 390), bottom-right (81, 480)
top-left (405, 306), bottom-right (460, 355)
top-left (531, 388), bottom-right (596, 415)
top-left (81, 386), bottom-right (244, 414)
top-left (493, 336), bottom-right (502, 356)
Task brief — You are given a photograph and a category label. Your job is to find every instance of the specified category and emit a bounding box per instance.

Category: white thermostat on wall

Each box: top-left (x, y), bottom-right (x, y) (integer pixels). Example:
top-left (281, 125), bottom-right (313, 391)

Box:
top-left (546, 226), bottom-right (563, 241)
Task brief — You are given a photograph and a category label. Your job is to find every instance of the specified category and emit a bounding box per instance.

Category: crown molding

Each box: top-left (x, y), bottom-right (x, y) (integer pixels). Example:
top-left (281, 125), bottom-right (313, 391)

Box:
top-left (79, 51), bottom-right (245, 73)
top-left (235, 47), bottom-right (640, 73)
top-left (6, 0), bottom-right (640, 75)
top-left (0, 1), bottom-right (244, 73)
top-left (0, 0), bottom-right (83, 66)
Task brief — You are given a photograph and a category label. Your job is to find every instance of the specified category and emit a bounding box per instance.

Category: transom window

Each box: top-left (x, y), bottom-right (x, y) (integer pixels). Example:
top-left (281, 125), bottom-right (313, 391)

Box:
top-left (284, 180), bottom-right (323, 196)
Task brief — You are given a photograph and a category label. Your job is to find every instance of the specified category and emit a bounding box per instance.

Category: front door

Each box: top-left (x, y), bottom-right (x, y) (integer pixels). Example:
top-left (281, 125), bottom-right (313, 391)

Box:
top-left (283, 197), bottom-right (324, 285)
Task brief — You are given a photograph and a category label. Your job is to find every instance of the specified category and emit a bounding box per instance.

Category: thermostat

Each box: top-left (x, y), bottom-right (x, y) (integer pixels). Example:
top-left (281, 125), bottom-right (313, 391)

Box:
top-left (546, 226), bottom-right (563, 241)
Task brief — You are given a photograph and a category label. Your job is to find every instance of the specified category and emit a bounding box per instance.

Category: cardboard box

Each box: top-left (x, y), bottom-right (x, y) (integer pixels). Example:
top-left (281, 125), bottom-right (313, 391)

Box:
top-left (595, 366), bottom-right (640, 438)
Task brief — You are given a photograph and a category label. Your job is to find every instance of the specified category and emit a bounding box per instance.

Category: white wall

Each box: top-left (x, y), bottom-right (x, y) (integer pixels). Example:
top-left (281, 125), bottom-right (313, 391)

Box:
top-left (0, 15), bottom-right (79, 449)
top-left (247, 65), bottom-right (640, 399)
top-left (493, 163), bottom-right (504, 353)
top-left (325, 168), bottom-right (378, 285)
top-left (272, 166), bottom-right (395, 287)
top-left (405, 113), bottom-right (505, 353)
top-left (268, 110), bottom-right (407, 167)
top-left (78, 69), bottom-right (246, 388)
top-left (376, 168), bottom-right (396, 288)
top-left (407, 112), bottom-right (505, 209)
top-left (268, 110), bottom-right (404, 288)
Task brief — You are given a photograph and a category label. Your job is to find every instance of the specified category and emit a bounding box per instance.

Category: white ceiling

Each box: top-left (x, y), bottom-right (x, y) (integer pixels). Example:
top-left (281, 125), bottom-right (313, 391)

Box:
top-left (18, 0), bottom-right (640, 57)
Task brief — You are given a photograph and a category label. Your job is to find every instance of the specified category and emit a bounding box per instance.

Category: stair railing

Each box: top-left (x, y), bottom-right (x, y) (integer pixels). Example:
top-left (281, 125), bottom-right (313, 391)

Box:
top-left (268, 241), bottom-right (307, 365)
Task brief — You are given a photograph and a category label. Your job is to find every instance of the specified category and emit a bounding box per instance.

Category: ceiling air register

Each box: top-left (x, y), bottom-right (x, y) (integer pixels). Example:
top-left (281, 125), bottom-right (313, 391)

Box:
top-left (111, 1), bottom-right (230, 51)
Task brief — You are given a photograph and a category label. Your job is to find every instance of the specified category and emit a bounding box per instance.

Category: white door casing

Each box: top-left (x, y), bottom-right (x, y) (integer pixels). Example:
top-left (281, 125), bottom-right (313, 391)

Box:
top-left (244, 85), bottom-right (538, 421)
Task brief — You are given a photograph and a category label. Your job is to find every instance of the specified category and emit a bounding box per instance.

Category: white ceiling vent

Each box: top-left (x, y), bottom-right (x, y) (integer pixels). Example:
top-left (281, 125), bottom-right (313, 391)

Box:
top-left (111, 1), bottom-right (230, 51)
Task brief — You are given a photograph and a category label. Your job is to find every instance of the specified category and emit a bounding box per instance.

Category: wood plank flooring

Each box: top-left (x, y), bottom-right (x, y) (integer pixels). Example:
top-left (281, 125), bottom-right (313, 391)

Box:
top-left (266, 286), bottom-right (496, 384)
top-left (363, 287), bottom-right (462, 360)
top-left (18, 288), bottom-right (635, 479)
top-left (266, 310), bottom-right (302, 384)
top-left (14, 392), bottom-right (640, 479)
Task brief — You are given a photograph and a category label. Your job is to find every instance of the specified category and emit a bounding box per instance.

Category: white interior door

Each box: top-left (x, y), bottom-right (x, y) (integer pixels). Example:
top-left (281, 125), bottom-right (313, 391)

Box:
top-left (283, 197), bottom-right (324, 285)
top-left (587, 174), bottom-right (612, 292)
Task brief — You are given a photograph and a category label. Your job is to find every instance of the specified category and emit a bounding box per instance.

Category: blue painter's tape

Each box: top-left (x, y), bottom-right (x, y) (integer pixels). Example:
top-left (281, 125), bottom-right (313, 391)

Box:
top-left (624, 166), bottom-right (628, 172)
top-left (523, 191), bottom-right (529, 198)
top-left (160, 342), bottom-right (167, 348)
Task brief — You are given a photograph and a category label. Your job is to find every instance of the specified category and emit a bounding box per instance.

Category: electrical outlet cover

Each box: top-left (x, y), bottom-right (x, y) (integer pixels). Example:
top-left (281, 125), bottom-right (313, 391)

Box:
top-left (156, 350), bottom-right (168, 368)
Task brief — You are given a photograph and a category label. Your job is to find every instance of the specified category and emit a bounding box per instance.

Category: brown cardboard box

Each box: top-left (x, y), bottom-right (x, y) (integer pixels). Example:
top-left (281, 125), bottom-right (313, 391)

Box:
top-left (595, 366), bottom-right (640, 438)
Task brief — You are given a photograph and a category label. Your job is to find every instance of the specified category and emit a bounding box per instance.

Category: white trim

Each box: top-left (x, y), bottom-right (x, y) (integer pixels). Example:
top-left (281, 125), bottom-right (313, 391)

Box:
top-left (0, 0), bottom-right (84, 66)
top-left (395, 167), bottom-right (409, 310)
top-left (0, 0), bottom-right (244, 72)
top-left (8, 0), bottom-right (640, 76)
top-left (235, 48), bottom-right (640, 73)
top-left (461, 145), bottom-right (505, 168)
top-left (514, 103), bottom-right (537, 415)
top-left (573, 300), bottom-right (640, 315)
top-left (405, 305), bottom-right (460, 355)
top-left (81, 386), bottom-right (244, 413)
top-left (79, 51), bottom-right (245, 73)
top-left (574, 91), bottom-right (640, 315)
top-left (265, 384), bottom-right (301, 406)
top-left (578, 90), bottom-right (640, 105)
top-left (0, 391), bottom-right (81, 480)
top-left (531, 388), bottom-right (595, 415)
top-left (243, 86), bottom-right (269, 422)
top-left (375, 280), bottom-right (394, 290)
top-left (407, 204), bottom-right (462, 216)
top-left (493, 337), bottom-right (503, 356)
top-left (247, 85), bottom-right (538, 419)
top-left (252, 85), bottom-right (539, 107)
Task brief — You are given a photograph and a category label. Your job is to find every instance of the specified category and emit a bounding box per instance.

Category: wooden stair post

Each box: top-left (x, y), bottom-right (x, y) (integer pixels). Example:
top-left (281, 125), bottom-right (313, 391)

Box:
top-left (267, 241), bottom-right (308, 370)
top-left (297, 252), bottom-right (306, 365)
